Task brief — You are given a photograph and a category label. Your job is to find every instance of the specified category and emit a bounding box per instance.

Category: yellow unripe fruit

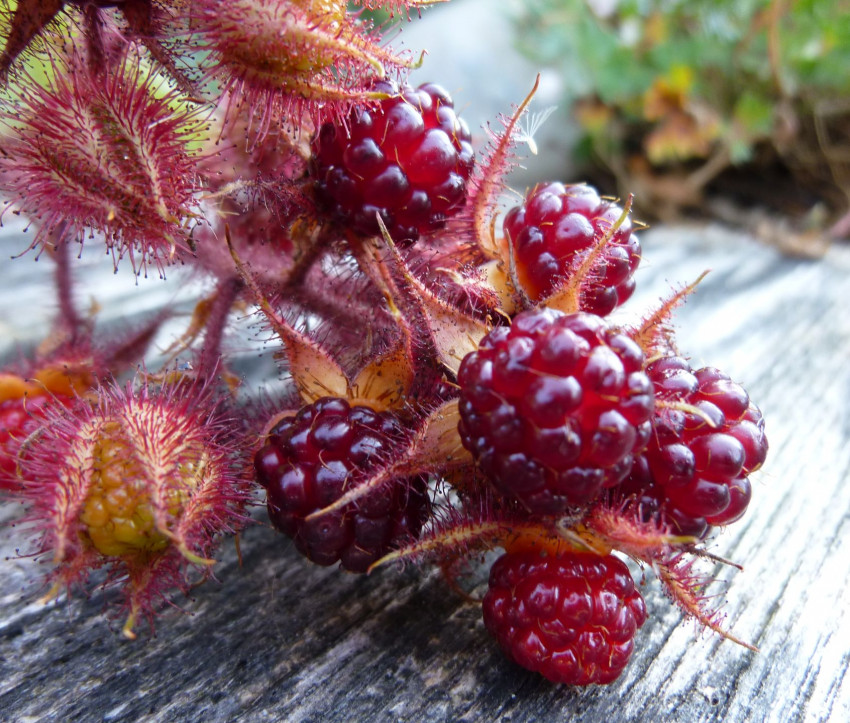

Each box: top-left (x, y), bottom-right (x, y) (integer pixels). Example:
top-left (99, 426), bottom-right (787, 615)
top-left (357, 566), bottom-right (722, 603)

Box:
top-left (79, 427), bottom-right (204, 559)
top-left (16, 376), bottom-right (251, 637)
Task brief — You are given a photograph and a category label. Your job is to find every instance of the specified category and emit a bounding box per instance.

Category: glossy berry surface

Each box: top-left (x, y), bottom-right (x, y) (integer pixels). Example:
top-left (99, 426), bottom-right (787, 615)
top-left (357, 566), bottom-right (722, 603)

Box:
top-left (457, 309), bottom-right (654, 513)
top-left (482, 549), bottom-right (647, 685)
top-left (310, 80), bottom-right (475, 244)
top-left (254, 397), bottom-right (431, 573)
top-left (619, 357), bottom-right (767, 538)
top-left (503, 182), bottom-right (641, 315)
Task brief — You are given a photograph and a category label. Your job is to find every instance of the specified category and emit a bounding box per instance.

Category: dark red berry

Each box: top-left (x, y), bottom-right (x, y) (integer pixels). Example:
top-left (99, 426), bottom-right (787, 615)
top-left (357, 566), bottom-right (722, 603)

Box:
top-left (619, 357), bottom-right (767, 536)
top-left (457, 309), bottom-right (654, 513)
top-left (503, 182), bottom-right (641, 315)
top-left (309, 80), bottom-right (474, 244)
top-left (253, 397), bottom-right (431, 573)
top-left (482, 548), bottom-right (647, 685)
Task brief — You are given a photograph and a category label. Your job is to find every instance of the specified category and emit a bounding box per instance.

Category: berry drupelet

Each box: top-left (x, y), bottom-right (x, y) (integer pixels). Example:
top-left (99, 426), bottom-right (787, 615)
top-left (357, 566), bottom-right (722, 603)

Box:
top-left (503, 182), bottom-right (641, 315)
top-left (457, 309), bottom-right (654, 514)
top-left (254, 397), bottom-right (431, 573)
top-left (482, 548), bottom-right (647, 685)
top-left (309, 80), bottom-right (475, 244)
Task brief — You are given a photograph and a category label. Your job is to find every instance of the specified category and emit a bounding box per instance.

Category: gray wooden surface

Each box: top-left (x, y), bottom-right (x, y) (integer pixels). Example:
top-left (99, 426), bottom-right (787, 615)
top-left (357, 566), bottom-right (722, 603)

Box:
top-left (1, 222), bottom-right (849, 722)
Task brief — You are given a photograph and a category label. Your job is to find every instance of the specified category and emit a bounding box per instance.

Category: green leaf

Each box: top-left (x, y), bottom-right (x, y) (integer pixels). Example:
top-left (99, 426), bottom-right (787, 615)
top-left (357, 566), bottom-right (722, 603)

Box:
top-left (733, 92), bottom-right (774, 139)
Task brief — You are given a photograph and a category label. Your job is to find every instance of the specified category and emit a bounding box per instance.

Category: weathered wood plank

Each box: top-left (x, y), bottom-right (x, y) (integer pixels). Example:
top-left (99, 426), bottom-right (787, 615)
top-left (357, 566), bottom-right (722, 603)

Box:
top-left (1, 224), bottom-right (849, 722)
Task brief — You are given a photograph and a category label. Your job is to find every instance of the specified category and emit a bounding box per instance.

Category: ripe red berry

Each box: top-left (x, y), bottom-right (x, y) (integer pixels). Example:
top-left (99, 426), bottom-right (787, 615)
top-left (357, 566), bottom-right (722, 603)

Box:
top-left (619, 356), bottom-right (767, 537)
top-left (457, 309), bottom-right (654, 514)
top-left (503, 182), bottom-right (641, 315)
top-left (254, 397), bottom-right (431, 573)
top-left (0, 393), bottom-right (54, 486)
top-left (482, 548), bottom-right (647, 685)
top-left (309, 80), bottom-right (475, 244)
top-left (0, 365), bottom-right (94, 489)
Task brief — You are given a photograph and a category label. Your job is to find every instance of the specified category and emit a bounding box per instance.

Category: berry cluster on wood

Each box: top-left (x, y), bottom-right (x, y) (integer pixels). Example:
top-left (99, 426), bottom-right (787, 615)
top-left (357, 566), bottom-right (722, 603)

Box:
top-left (0, 0), bottom-right (766, 685)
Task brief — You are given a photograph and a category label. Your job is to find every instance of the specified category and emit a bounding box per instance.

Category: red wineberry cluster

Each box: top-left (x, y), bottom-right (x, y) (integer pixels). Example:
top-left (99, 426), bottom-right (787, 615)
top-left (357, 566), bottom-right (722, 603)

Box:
top-left (249, 91), bottom-right (767, 684)
top-left (0, 0), bottom-right (768, 691)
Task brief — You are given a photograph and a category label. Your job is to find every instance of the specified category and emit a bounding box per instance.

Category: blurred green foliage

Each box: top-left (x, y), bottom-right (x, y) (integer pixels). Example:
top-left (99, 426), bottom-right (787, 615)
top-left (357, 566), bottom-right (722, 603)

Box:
top-left (513, 0), bottom-right (850, 215)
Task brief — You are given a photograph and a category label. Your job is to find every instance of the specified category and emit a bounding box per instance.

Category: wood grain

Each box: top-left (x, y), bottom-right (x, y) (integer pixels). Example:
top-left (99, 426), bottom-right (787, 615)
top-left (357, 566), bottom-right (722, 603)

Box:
top-left (1, 224), bottom-right (849, 722)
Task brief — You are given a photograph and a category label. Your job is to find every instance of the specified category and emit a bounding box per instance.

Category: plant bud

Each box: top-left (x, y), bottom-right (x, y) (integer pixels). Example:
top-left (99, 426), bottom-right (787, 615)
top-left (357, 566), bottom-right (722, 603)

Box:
top-left (15, 374), bottom-right (251, 637)
top-left (0, 51), bottom-right (204, 276)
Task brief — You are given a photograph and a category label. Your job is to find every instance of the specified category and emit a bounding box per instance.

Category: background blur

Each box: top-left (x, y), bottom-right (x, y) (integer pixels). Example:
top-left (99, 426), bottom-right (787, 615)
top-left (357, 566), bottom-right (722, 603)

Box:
top-left (398, 0), bottom-right (850, 253)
